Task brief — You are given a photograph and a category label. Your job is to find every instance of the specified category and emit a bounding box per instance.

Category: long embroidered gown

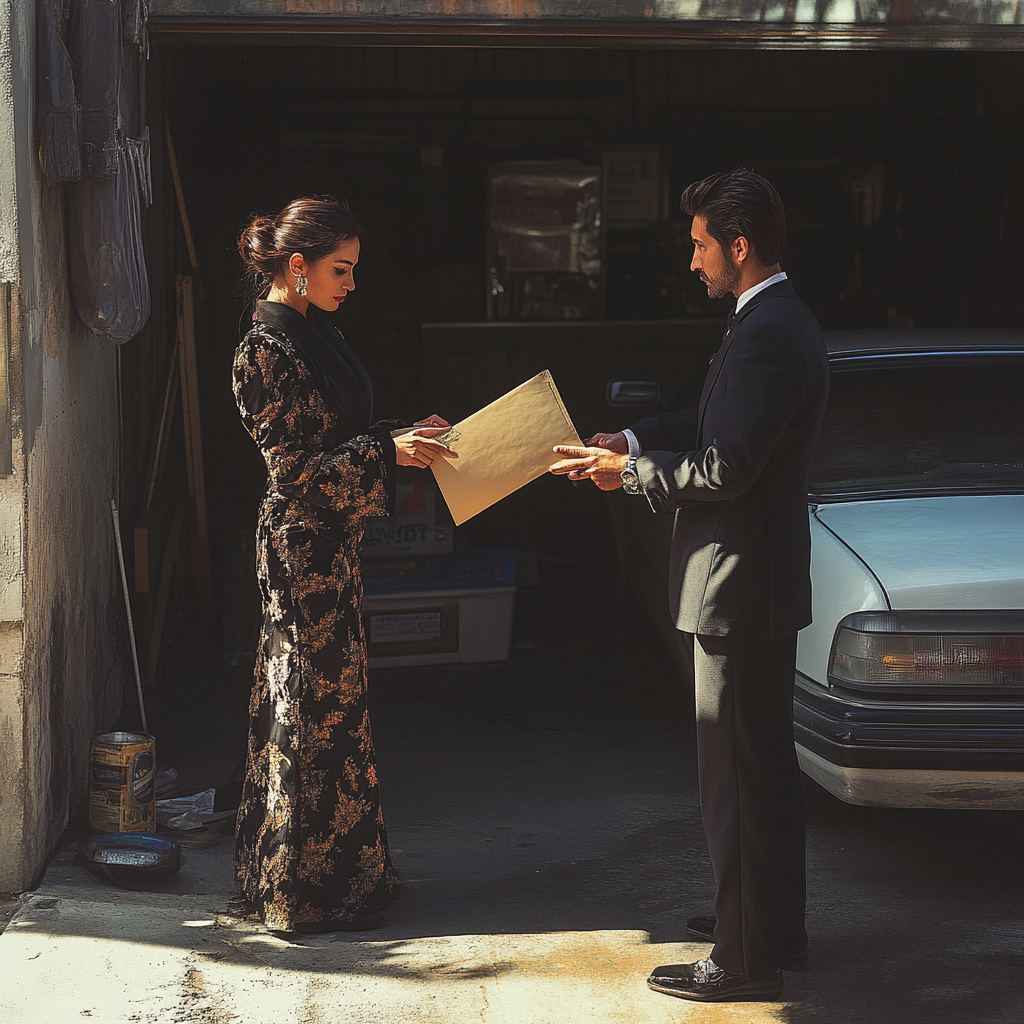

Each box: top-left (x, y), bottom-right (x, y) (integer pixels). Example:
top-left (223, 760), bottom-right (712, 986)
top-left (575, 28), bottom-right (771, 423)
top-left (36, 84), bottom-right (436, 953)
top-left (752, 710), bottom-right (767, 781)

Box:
top-left (232, 301), bottom-right (400, 931)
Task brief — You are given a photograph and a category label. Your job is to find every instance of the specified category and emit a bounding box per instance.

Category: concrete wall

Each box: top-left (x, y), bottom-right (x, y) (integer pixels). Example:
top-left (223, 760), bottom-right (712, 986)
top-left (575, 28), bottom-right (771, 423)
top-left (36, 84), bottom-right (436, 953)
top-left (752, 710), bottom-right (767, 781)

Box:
top-left (0, 0), bottom-right (124, 892)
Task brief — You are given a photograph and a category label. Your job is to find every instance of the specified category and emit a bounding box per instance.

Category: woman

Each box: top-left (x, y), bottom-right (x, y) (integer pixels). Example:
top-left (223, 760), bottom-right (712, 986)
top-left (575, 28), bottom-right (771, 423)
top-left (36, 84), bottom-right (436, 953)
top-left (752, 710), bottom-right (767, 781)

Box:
top-left (233, 197), bottom-right (453, 934)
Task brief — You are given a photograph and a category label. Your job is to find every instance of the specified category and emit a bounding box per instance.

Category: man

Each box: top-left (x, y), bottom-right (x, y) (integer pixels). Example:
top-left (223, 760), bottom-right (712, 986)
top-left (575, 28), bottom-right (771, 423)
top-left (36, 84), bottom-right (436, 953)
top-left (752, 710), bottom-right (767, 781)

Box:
top-left (550, 169), bottom-right (829, 1002)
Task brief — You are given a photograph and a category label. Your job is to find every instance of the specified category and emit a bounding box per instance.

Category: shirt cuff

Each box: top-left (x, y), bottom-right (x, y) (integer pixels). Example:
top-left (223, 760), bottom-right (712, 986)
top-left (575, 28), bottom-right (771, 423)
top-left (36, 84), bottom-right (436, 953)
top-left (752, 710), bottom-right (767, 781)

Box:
top-left (622, 429), bottom-right (642, 457)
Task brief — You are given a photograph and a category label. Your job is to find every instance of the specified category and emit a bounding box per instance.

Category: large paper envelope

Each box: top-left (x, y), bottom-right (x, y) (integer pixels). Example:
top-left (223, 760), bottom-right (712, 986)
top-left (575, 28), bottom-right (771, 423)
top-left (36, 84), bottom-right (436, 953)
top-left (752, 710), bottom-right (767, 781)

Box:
top-left (426, 370), bottom-right (582, 526)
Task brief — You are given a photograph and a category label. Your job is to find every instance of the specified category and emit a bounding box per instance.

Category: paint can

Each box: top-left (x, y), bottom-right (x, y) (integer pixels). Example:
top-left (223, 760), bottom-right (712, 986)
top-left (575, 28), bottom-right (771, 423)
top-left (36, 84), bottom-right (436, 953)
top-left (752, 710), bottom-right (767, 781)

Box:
top-left (89, 731), bottom-right (156, 834)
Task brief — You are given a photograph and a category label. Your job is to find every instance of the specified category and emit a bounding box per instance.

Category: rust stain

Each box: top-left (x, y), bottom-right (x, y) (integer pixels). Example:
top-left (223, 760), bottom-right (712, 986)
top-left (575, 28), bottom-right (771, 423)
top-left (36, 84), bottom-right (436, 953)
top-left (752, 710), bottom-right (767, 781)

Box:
top-left (179, 966), bottom-right (235, 1024)
top-left (411, 933), bottom-right (791, 1020)
top-left (891, 0), bottom-right (915, 23)
top-left (421, 933), bottom-right (706, 984)
top-left (301, 976), bottom-right (331, 1024)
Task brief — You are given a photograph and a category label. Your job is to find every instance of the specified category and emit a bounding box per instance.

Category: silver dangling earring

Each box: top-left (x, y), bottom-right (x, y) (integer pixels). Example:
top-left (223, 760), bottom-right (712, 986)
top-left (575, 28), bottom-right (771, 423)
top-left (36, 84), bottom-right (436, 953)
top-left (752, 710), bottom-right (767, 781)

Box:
top-left (295, 270), bottom-right (308, 297)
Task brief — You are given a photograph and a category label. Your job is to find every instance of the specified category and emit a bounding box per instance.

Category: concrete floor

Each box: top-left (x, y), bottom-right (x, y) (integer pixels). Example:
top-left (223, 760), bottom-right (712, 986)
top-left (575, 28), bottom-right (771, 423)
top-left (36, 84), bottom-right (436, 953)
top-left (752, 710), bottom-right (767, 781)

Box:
top-left (2, 560), bottom-right (1022, 1023)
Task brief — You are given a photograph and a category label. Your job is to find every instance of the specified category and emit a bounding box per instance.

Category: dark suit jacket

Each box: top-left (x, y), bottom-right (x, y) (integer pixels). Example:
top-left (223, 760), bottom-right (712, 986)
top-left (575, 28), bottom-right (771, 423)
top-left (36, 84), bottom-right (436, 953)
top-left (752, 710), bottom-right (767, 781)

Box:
top-left (630, 279), bottom-right (829, 638)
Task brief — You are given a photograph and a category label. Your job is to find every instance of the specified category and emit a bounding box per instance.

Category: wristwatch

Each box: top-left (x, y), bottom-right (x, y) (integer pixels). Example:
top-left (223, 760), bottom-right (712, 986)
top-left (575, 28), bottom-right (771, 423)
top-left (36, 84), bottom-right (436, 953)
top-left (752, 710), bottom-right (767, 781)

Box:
top-left (620, 456), bottom-right (641, 495)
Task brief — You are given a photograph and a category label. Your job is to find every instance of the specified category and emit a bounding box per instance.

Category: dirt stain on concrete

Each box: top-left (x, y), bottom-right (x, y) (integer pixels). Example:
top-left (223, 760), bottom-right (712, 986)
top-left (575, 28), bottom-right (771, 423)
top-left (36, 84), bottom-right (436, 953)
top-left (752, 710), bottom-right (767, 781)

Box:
top-left (174, 964), bottom-right (233, 1024)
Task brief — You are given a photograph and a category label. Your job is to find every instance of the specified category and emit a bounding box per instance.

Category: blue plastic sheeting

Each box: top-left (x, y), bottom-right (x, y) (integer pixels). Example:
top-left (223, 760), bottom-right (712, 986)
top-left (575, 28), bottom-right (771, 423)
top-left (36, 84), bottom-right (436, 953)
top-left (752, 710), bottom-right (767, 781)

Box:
top-left (363, 547), bottom-right (517, 597)
top-left (79, 833), bottom-right (180, 868)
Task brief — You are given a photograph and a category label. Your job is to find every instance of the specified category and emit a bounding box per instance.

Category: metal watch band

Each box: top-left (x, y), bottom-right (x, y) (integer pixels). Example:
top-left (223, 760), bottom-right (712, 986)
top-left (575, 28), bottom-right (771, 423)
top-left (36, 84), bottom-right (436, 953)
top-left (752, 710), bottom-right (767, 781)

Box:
top-left (620, 456), bottom-right (641, 495)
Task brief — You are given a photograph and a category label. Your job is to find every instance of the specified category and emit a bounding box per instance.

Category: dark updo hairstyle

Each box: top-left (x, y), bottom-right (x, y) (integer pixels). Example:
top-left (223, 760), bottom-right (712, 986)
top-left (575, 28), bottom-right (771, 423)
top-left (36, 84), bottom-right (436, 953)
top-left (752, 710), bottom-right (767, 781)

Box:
top-left (239, 195), bottom-right (361, 306)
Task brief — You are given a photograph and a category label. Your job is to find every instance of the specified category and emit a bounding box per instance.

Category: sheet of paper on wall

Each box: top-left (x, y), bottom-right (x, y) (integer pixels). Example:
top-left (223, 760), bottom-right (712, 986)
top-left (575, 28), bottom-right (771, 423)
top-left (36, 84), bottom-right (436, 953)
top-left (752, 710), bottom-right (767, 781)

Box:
top-left (406, 370), bottom-right (582, 526)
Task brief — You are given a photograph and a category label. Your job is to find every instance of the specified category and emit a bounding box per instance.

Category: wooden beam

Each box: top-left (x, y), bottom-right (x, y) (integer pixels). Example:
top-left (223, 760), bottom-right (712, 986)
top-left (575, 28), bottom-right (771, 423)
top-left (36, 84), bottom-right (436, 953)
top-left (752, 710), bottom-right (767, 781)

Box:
top-left (144, 348), bottom-right (181, 521)
top-left (164, 115), bottom-right (200, 279)
top-left (145, 501), bottom-right (186, 691)
top-left (177, 275), bottom-right (213, 601)
top-left (134, 527), bottom-right (151, 592)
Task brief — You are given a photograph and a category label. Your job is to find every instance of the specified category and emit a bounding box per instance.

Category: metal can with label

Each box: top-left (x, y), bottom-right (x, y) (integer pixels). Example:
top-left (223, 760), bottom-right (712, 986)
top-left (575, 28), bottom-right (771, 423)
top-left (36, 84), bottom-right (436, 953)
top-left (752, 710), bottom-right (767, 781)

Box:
top-left (89, 731), bottom-right (156, 834)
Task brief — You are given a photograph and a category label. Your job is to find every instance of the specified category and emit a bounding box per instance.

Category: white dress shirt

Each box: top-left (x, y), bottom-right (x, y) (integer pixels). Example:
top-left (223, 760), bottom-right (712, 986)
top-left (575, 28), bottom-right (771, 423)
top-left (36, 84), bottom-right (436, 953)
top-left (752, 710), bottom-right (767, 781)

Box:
top-left (733, 271), bottom-right (788, 314)
top-left (622, 272), bottom-right (789, 457)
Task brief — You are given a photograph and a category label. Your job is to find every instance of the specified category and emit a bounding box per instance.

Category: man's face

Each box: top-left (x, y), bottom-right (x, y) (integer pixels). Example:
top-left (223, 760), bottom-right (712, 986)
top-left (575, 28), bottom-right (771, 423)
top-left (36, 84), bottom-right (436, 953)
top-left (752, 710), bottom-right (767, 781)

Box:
top-left (690, 215), bottom-right (741, 300)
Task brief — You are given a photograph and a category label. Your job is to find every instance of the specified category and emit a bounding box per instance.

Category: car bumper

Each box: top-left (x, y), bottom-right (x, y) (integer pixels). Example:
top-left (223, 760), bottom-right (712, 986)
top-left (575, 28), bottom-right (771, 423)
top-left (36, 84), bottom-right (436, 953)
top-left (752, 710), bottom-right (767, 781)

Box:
top-left (793, 673), bottom-right (1024, 809)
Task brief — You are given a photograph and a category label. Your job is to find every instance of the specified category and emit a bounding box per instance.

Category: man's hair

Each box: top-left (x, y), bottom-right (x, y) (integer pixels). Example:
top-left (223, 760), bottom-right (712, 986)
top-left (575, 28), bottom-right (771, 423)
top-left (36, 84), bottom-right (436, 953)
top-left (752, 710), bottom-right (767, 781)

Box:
top-left (680, 169), bottom-right (786, 267)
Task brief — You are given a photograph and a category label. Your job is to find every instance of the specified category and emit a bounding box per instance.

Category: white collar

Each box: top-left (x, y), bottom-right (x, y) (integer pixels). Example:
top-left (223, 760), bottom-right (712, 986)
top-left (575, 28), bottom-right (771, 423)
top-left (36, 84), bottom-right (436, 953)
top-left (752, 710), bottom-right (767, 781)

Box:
top-left (734, 271), bottom-right (788, 314)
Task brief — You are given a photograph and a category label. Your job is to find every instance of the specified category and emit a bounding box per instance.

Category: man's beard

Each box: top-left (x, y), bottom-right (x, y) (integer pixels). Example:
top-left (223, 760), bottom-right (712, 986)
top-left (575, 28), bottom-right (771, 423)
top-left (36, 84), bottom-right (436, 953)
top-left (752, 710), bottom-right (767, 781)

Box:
top-left (701, 257), bottom-right (742, 300)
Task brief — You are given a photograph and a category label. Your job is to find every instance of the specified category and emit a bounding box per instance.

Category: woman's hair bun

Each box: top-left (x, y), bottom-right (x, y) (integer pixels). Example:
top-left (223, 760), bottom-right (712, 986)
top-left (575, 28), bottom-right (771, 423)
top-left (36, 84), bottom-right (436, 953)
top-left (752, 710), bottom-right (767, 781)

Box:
top-left (239, 198), bottom-right (361, 319)
top-left (239, 197), bottom-right (361, 284)
top-left (238, 215), bottom-right (279, 278)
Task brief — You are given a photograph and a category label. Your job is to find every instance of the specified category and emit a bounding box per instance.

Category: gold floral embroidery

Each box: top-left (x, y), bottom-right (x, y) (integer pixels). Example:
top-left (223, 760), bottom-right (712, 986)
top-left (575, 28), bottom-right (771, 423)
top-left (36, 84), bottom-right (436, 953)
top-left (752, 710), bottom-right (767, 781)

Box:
top-left (232, 325), bottom-right (400, 932)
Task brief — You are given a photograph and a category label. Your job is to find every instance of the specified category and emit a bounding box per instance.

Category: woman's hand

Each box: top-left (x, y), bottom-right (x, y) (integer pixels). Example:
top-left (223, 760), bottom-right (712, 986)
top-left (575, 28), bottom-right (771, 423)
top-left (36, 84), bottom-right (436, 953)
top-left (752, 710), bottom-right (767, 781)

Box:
top-left (394, 427), bottom-right (458, 469)
top-left (414, 414), bottom-right (451, 429)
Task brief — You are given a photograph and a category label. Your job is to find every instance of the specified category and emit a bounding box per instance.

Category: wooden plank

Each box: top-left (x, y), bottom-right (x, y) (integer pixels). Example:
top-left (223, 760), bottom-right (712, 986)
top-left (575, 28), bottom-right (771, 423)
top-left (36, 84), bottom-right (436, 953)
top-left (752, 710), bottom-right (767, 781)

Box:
top-left (164, 115), bottom-right (200, 278)
top-left (176, 275), bottom-right (212, 601)
top-left (145, 501), bottom-right (186, 692)
top-left (144, 348), bottom-right (181, 520)
top-left (134, 527), bottom-right (150, 592)
top-left (133, 343), bottom-right (180, 602)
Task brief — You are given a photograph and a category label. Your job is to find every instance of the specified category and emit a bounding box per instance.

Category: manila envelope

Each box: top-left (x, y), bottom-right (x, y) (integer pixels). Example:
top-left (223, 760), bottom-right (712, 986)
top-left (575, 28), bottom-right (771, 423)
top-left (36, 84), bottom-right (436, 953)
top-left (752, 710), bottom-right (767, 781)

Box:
top-left (403, 370), bottom-right (582, 526)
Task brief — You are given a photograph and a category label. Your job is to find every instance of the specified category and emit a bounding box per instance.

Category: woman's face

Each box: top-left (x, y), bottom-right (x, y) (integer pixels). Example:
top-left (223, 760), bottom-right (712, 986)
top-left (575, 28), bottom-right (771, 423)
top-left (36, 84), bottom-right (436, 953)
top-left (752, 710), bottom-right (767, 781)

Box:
top-left (294, 238), bottom-right (360, 312)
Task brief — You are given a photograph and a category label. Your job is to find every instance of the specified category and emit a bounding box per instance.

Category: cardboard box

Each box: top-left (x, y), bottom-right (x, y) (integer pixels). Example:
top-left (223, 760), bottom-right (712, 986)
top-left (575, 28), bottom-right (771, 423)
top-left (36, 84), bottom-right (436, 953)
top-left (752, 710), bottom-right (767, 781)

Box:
top-left (363, 470), bottom-right (454, 557)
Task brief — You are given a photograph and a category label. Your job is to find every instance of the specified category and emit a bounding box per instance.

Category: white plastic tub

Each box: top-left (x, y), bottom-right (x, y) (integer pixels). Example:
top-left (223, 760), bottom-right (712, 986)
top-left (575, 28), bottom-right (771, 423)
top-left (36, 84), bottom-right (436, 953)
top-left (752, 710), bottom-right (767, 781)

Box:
top-left (363, 586), bottom-right (516, 667)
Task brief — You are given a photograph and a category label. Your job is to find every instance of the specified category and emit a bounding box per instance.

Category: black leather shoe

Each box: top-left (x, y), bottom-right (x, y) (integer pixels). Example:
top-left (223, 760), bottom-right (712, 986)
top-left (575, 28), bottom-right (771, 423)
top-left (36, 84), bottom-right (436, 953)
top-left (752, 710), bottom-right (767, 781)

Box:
top-left (647, 958), bottom-right (784, 1002)
top-left (685, 915), bottom-right (717, 941)
top-left (685, 916), bottom-right (809, 972)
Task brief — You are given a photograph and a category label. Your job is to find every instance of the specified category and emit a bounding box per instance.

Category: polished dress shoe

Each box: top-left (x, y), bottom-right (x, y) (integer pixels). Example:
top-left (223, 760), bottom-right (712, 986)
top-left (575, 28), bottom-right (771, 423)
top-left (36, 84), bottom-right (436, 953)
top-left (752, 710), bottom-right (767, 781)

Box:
top-left (647, 957), bottom-right (784, 1002)
top-left (685, 915), bottom-right (809, 972)
top-left (684, 915), bottom-right (717, 941)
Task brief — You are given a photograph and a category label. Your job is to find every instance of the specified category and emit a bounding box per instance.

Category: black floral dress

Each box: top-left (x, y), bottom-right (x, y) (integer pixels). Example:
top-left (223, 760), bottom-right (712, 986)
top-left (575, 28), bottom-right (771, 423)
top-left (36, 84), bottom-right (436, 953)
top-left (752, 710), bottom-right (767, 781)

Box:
top-left (232, 301), bottom-right (401, 931)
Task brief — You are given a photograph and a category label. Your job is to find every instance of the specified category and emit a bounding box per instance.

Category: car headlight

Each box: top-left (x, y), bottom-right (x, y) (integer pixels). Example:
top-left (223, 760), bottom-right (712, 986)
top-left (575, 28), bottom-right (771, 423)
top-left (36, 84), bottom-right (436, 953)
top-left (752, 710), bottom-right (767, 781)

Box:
top-left (829, 611), bottom-right (1024, 691)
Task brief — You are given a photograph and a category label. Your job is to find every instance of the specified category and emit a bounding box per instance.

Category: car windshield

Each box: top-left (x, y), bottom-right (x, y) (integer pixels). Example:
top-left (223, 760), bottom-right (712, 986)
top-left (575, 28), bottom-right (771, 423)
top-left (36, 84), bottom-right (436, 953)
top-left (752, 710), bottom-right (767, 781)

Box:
top-left (809, 360), bottom-right (1024, 497)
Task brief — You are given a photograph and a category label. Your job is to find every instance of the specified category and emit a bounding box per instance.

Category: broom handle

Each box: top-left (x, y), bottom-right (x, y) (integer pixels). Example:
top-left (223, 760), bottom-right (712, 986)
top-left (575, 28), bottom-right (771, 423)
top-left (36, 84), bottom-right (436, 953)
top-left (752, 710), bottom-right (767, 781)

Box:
top-left (111, 499), bottom-right (148, 734)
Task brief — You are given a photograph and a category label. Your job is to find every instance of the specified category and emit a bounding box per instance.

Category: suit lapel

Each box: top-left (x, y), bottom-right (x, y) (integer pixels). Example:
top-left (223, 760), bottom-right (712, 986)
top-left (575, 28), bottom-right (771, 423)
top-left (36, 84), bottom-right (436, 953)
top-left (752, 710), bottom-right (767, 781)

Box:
top-left (696, 280), bottom-right (795, 440)
top-left (697, 320), bottom-right (738, 435)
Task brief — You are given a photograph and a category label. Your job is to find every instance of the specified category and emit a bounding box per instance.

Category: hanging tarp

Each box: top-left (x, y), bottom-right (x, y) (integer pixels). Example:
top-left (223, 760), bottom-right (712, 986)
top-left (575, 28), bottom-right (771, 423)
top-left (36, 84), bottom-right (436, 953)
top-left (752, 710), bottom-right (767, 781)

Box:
top-left (36, 0), bottom-right (82, 183)
top-left (67, 132), bottom-right (153, 346)
top-left (36, 0), bottom-right (152, 346)
top-left (67, 0), bottom-right (124, 180)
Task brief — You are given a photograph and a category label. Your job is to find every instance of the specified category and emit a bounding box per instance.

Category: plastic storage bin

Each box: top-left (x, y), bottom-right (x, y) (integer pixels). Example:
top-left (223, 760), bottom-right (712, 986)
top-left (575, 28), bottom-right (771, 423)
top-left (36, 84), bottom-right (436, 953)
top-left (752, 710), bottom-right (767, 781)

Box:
top-left (362, 547), bottom-right (516, 667)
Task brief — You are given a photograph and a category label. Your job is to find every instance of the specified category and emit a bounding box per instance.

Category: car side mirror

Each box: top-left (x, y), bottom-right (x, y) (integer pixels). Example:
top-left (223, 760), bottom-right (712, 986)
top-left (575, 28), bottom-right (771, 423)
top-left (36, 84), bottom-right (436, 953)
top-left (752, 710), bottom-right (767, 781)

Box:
top-left (606, 380), bottom-right (661, 407)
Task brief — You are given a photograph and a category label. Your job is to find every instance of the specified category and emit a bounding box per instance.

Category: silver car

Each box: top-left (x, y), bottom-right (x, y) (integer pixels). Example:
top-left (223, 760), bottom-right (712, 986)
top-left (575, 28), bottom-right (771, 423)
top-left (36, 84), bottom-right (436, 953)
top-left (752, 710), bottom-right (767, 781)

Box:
top-left (609, 329), bottom-right (1024, 809)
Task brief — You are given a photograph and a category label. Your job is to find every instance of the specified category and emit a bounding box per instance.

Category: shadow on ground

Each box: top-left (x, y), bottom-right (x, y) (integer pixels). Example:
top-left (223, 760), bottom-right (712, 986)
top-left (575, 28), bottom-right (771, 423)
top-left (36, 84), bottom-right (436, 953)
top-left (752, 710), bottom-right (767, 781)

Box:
top-left (5, 553), bottom-right (1021, 1023)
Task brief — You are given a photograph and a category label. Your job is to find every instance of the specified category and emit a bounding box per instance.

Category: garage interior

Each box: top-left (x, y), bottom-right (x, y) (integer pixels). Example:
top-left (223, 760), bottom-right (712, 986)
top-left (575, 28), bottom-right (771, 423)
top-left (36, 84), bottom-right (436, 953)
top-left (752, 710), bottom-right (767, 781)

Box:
top-left (113, 42), bottom-right (1023, 789)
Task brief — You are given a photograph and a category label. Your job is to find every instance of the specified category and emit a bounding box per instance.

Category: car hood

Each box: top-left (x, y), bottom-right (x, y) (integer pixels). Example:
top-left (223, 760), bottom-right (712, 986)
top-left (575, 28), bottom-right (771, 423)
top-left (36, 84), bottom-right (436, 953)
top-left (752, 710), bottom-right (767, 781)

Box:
top-left (813, 494), bottom-right (1024, 610)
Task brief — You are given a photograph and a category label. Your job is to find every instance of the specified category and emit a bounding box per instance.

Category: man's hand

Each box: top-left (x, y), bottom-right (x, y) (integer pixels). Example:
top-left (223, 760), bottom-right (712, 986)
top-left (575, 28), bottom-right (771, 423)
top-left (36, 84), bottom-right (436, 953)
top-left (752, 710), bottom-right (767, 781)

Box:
top-left (586, 431), bottom-right (629, 454)
top-left (549, 445), bottom-right (628, 490)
